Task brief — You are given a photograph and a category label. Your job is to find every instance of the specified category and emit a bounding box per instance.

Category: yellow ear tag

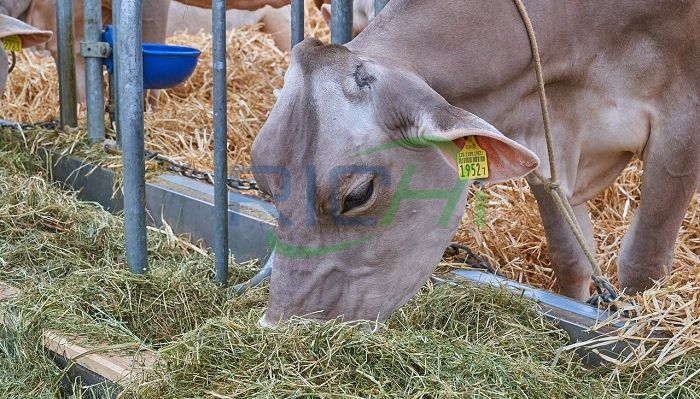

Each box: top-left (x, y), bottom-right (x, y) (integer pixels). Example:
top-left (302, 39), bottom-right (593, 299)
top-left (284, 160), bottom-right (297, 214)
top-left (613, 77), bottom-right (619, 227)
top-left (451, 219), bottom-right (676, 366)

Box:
top-left (457, 136), bottom-right (489, 180)
top-left (2, 35), bottom-right (22, 52)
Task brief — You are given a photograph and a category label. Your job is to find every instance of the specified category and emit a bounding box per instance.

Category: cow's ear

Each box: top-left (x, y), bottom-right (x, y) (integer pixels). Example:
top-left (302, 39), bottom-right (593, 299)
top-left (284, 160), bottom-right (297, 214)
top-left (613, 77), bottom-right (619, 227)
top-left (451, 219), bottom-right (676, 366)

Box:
top-left (418, 104), bottom-right (540, 184)
top-left (320, 4), bottom-right (332, 25)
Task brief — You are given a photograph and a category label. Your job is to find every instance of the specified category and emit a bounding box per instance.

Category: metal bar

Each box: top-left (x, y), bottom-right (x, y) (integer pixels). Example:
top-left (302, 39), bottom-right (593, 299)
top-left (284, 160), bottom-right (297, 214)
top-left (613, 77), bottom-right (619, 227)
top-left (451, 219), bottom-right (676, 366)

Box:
top-left (112, 0), bottom-right (121, 146)
top-left (331, 0), bottom-right (353, 44)
top-left (213, 0), bottom-right (229, 286)
top-left (56, 0), bottom-right (78, 128)
top-left (116, 0), bottom-right (148, 274)
top-left (83, 0), bottom-right (105, 144)
top-left (290, 0), bottom-right (304, 48)
top-left (374, 0), bottom-right (389, 14)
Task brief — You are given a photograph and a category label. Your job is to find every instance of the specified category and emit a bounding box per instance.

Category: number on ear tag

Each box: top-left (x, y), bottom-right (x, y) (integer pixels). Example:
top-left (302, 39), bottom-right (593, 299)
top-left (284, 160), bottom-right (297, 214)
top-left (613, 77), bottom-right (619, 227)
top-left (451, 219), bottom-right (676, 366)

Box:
top-left (457, 136), bottom-right (489, 180)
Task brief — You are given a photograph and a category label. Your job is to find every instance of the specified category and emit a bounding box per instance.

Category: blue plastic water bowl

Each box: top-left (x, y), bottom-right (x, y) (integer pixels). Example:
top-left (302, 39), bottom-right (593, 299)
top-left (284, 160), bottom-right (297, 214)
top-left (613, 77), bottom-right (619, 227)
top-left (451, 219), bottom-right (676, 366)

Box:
top-left (102, 25), bottom-right (201, 90)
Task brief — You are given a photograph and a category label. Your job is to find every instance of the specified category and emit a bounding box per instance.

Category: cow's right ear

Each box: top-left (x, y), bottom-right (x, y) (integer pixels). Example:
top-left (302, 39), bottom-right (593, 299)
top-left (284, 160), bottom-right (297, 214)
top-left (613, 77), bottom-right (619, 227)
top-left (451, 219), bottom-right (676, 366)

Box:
top-left (378, 76), bottom-right (540, 183)
top-left (369, 59), bottom-right (539, 184)
top-left (417, 104), bottom-right (540, 183)
top-left (0, 14), bottom-right (52, 49)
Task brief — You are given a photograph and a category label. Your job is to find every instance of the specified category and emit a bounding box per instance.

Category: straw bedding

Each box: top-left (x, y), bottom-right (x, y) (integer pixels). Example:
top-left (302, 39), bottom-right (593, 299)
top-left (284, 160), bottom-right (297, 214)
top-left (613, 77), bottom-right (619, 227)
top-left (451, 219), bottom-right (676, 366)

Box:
top-left (1, 0), bottom-right (698, 379)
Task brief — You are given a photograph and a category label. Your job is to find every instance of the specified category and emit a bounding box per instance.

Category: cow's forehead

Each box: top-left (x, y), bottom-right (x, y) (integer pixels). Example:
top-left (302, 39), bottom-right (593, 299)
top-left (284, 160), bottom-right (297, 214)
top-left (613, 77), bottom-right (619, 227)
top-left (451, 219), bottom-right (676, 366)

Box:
top-left (253, 40), bottom-right (385, 196)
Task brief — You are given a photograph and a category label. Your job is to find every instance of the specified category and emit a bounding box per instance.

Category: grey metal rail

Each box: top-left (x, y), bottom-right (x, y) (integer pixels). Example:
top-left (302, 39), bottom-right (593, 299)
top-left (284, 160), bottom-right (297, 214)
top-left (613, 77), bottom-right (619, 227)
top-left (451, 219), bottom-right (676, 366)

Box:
top-left (291, 0), bottom-right (304, 48)
top-left (213, 0), bottom-right (229, 286)
top-left (116, 0), bottom-right (148, 274)
top-left (375, 0), bottom-right (389, 14)
top-left (331, 0), bottom-right (353, 44)
top-left (82, 0), bottom-right (105, 143)
top-left (56, 0), bottom-right (78, 128)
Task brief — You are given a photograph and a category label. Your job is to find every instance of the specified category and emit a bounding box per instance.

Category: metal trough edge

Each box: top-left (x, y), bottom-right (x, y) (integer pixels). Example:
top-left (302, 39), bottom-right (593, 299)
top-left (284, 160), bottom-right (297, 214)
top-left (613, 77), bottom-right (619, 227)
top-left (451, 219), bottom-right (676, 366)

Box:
top-left (49, 154), bottom-right (278, 263)
top-left (452, 269), bottom-right (633, 366)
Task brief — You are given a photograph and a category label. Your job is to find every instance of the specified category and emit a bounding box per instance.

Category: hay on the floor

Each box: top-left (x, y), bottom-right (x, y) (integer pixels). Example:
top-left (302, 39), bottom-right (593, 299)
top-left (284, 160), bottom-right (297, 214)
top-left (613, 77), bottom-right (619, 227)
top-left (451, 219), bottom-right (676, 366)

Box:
top-left (2, 125), bottom-right (700, 398)
top-left (2, 0), bottom-right (698, 371)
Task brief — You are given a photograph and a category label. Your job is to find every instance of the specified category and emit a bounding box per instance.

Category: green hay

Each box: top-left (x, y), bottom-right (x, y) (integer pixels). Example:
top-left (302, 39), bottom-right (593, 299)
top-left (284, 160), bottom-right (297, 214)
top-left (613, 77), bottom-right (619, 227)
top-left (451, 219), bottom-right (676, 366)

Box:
top-left (0, 133), bottom-right (698, 398)
top-left (132, 286), bottom-right (610, 399)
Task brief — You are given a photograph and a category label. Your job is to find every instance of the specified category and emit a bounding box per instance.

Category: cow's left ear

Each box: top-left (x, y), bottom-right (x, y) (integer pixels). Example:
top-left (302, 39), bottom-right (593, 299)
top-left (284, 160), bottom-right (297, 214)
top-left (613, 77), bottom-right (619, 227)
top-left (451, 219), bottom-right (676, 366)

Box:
top-left (418, 104), bottom-right (540, 183)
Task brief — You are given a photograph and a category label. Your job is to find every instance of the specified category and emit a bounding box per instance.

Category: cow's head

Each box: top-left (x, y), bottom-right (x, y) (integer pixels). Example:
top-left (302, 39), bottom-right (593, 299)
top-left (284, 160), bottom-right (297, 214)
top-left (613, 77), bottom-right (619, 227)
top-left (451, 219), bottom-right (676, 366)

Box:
top-left (253, 39), bottom-right (538, 326)
top-left (0, 13), bottom-right (51, 95)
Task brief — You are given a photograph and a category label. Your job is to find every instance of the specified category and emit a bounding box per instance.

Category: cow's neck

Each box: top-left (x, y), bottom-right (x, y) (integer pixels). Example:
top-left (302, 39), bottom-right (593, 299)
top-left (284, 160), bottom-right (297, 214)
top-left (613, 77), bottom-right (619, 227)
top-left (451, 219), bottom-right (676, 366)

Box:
top-left (347, 0), bottom-right (635, 136)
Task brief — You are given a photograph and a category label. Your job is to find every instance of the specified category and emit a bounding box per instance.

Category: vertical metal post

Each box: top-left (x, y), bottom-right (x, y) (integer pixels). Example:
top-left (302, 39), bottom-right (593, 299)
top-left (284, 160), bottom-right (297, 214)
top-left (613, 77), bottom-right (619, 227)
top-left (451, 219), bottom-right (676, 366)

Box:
top-left (374, 0), bottom-right (389, 14)
top-left (83, 0), bottom-right (105, 143)
top-left (213, 0), bottom-right (229, 286)
top-left (331, 0), bottom-right (353, 44)
top-left (116, 0), bottom-right (148, 274)
top-left (112, 0), bottom-right (122, 146)
top-left (56, 0), bottom-right (78, 127)
top-left (290, 0), bottom-right (304, 48)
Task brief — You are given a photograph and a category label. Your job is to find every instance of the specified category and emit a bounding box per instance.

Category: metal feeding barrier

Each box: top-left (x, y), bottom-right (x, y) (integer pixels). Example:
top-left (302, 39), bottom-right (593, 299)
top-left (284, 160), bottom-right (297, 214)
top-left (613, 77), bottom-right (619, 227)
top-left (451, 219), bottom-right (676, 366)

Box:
top-left (54, 0), bottom-right (375, 284)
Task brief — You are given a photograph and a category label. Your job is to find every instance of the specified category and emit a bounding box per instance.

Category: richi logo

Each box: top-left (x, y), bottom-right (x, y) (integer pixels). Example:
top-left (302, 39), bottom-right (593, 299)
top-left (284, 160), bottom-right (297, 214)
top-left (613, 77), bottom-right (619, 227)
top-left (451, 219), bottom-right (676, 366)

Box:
top-left (254, 138), bottom-right (488, 259)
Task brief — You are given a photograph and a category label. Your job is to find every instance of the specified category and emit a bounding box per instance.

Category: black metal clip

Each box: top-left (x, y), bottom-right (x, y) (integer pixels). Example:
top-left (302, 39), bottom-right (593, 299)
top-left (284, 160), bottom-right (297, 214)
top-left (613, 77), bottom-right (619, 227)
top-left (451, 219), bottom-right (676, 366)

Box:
top-left (446, 243), bottom-right (498, 275)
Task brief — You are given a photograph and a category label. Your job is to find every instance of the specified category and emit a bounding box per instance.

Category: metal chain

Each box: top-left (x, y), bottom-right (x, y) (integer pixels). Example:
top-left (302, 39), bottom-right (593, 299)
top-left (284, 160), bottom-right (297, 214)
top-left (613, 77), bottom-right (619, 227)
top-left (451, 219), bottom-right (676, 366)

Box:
top-left (145, 150), bottom-right (258, 191)
top-left (12, 121), bottom-right (258, 192)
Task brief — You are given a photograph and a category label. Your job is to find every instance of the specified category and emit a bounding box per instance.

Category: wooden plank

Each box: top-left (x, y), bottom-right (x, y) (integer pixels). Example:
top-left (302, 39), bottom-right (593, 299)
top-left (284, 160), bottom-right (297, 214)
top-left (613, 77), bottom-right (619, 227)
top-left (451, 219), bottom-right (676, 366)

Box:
top-left (0, 281), bottom-right (157, 387)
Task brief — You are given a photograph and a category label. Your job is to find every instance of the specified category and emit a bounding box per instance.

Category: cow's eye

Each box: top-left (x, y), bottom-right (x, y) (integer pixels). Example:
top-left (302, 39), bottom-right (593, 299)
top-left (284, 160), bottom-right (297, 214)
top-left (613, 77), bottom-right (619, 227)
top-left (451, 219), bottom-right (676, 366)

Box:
top-left (342, 179), bottom-right (374, 213)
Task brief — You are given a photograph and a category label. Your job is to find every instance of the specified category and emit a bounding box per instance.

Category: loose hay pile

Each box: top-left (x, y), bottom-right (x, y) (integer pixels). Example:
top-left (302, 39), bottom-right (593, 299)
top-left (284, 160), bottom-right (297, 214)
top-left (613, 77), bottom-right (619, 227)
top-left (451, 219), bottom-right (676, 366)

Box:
top-left (1, 0), bottom-right (699, 378)
top-left (1, 132), bottom-right (699, 398)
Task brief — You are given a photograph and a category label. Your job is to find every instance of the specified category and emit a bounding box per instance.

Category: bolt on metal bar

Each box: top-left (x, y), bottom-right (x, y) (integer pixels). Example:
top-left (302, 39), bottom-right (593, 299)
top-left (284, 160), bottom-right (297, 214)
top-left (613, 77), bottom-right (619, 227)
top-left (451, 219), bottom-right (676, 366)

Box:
top-left (116, 0), bottom-right (148, 274)
top-left (291, 0), bottom-right (304, 48)
top-left (56, 0), bottom-right (78, 128)
top-left (374, 0), bottom-right (389, 14)
top-left (82, 0), bottom-right (105, 143)
top-left (213, 0), bottom-right (229, 286)
top-left (331, 0), bottom-right (353, 44)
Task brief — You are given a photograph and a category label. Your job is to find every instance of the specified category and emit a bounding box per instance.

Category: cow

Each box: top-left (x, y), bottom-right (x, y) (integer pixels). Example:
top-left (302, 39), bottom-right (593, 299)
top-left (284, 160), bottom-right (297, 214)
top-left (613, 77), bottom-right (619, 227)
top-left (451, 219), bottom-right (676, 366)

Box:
top-left (313, 0), bottom-right (375, 37)
top-left (0, 13), bottom-right (51, 95)
top-left (3, 0), bottom-right (290, 103)
top-left (167, 2), bottom-right (291, 52)
top-left (252, 0), bottom-right (700, 326)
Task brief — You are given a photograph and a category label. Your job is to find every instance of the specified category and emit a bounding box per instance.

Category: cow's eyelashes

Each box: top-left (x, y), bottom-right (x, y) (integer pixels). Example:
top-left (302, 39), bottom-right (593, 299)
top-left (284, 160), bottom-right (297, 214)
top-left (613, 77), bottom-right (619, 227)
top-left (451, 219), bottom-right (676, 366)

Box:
top-left (353, 63), bottom-right (376, 89)
top-left (342, 179), bottom-right (375, 213)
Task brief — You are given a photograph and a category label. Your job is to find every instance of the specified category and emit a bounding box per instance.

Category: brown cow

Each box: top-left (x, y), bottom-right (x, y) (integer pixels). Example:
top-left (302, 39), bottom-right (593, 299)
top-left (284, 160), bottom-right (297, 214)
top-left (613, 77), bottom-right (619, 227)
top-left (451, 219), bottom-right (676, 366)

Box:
top-left (0, 13), bottom-right (51, 95)
top-left (253, 0), bottom-right (700, 326)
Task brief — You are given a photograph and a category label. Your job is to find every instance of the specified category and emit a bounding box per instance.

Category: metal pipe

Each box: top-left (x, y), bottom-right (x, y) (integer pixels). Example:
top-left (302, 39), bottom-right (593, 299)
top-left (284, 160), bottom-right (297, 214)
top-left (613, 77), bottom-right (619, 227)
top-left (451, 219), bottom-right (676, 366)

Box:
top-left (116, 0), bottom-right (148, 274)
top-left (112, 0), bottom-right (121, 146)
top-left (331, 0), bottom-right (353, 44)
top-left (213, 0), bottom-right (229, 286)
top-left (290, 0), bottom-right (304, 48)
top-left (233, 250), bottom-right (275, 295)
top-left (56, 0), bottom-right (78, 128)
top-left (83, 0), bottom-right (105, 143)
top-left (374, 0), bottom-right (389, 14)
